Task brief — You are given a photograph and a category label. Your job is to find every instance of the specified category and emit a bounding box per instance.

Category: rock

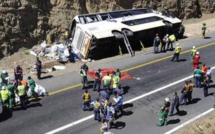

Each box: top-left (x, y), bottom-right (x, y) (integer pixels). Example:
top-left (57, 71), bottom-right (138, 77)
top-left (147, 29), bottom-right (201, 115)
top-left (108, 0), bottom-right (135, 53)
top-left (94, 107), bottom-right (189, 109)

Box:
top-left (0, 0), bottom-right (215, 59)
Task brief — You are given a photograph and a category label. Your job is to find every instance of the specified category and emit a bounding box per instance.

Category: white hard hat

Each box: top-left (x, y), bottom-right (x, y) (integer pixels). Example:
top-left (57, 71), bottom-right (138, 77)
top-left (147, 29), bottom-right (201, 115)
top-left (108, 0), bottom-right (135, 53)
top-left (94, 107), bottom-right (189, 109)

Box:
top-left (165, 97), bottom-right (170, 102)
top-left (193, 46), bottom-right (195, 49)
top-left (176, 43), bottom-right (179, 46)
top-left (2, 86), bottom-right (6, 90)
top-left (2, 70), bottom-right (6, 73)
top-left (166, 34), bottom-right (169, 37)
top-left (196, 51), bottom-right (199, 54)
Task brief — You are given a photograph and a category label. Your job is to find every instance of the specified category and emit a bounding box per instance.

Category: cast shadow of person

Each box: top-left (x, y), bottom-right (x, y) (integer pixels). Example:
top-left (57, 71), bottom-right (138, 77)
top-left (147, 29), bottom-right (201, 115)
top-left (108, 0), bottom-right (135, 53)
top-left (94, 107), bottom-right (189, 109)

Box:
top-left (167, 119), bottom-right (180, 125)
top-left (111, 121), bottom-right (126, 129)
top-left (0, 110), bottom-right (12, 122)
top-left (40, 75), bottom-right (53, 80)
top-left (123, 86), bottom-right (130, 95)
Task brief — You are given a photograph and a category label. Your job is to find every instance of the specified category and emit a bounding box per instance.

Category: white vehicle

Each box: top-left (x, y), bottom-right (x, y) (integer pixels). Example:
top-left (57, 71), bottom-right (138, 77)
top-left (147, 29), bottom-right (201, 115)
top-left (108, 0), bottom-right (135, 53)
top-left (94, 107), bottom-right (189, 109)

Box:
top-left (69, 8), bottom-right (182, 59)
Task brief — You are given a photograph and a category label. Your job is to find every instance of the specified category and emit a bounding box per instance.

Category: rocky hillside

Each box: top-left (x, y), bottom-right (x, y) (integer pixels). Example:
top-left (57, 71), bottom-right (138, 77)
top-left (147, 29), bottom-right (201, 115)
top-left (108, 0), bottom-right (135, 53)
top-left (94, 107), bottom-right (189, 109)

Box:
top-left (0, 0), bottom-right (214, 58)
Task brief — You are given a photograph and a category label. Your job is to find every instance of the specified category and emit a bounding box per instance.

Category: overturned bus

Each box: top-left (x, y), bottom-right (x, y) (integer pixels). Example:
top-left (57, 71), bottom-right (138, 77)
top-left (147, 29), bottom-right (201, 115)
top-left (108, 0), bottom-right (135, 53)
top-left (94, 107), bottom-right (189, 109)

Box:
top-left (69, 8), bottom-right (182, 59)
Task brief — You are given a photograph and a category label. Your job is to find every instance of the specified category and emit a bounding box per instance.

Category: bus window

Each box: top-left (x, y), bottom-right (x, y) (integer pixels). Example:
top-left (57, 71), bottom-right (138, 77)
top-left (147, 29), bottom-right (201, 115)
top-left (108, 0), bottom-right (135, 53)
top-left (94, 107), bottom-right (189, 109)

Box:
top-left (79, 17), bottom-right (86, 24)
top-left (109, 12), bottom-right (123, 18)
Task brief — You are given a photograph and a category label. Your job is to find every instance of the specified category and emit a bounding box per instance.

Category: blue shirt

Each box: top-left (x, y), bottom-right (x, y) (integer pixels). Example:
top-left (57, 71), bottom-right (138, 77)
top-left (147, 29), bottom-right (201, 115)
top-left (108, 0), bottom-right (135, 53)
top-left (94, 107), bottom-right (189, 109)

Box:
top-left (117, 96), bottom-right (123, 106)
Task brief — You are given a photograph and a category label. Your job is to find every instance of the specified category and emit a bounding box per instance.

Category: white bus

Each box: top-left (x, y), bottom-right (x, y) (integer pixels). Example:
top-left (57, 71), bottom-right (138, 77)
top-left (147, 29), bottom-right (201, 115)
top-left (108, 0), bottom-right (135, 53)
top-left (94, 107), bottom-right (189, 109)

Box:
top-left (69, 8), bottom-right (182, 59)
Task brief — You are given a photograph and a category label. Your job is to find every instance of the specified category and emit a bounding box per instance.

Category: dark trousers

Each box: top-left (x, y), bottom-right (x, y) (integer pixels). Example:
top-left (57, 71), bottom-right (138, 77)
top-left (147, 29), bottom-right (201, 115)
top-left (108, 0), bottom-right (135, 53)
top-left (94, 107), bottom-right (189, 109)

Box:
top-left (20, 95), bottom-right (26, 109)
top-left (203, 85), bottom-right (208, 97)
top-left (114, 105), bottom-right (123, 118)
top-left (94, 108), bottom-right (101, 121)
top-left (15, 74), bottom-right (22, 81)
top-left (81, 76), bottom-right (88, 88)
top-left (93, 80), bottom-right (101, 92)
top-left (161, 43), bottom-right (166, 52)
top-left (167, 41), bottom-right (173, 50)
top-left (170, 104), bottom-right (180, 115)
top-left (195, 77), bottom-right (201, 88)
top-left (180, 93), bottom-right (187, 105)
top-left (187, 91), bottom-right (192, 103)
top-left (37, 69), bottom-right (41, 79)
top-left (171, 53), bottom-right (179, 62)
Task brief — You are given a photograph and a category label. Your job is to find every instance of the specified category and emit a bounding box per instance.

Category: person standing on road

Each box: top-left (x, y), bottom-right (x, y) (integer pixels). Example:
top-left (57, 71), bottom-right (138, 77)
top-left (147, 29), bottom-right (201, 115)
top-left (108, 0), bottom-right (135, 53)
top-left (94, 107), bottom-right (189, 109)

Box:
top-left (187, 80), bottom-right (195, 103)
top-left (190, 46), bottom-right (197, 63)
top-left (82, 90), bottom-right (91, 111)
top-left (153, 33), bottom-right (161, 53)
top-left (167, 34), bottom-right (176, 50)
top-left (0, 86), bottom-right (11, 111)
top-left (93, 98), bottom-right (101, 122)
top-left (169, 92), bottom-right (180, 116)
top-left (106, 102), bottom-right (115, 129)
top-left (102, 72), bottom-right (112, 90)
top-left (93, 69), bottom-right (102, 92)
top-left (80, 66), bottom-right (87, 89)
top-left (161, 34), bottom-right (169, 52)
top-left (81, 63), bottom-right (89, 83)
top-left (179, 81), bottom-right (189, 105)
top-left (194, 66), bottom-right (202, 88)
top-left (171, 43), bottom-right (181, 62)
top-left (202, 23), bottom-right (207, 39)
top-left (36, 57), bottom-right (42, 80)
top-left (114, 93), bottom-right (124, 118)
top-left (202, 78), bottom-right (208, 97)
top-left (157, 98), bottom-right (170, 126)
top-left (112, 72), bottom-right (120, 92)
top-left (27, 76), bottom-right (36, 98)
top-left (17, 81), bottom-right (27, 110)
top-left (193, 51), bottom-right (201, 70)
top-left (7, 80), bottom-right (16, 108)
top-left (115, 69), bottom-right (121, 78)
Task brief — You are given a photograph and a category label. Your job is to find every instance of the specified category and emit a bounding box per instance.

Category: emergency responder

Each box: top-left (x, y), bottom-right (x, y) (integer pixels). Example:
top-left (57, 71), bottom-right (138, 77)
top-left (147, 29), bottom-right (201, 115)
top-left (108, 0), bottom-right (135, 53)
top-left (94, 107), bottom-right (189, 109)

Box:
top-left (7, 80), bottom-right (16, 108)
top-left (113, 84), bottom-right (124, 98)
top-left (179, 81), bottom-right (189, 105)
top-left (201, 63), bottom-right (208, 76)
top-left (188, 80), bottom-right (195, 103)
top-left (99, 90), bottom-right (109, 114)
top-left (93, 98), bottom-right (101, 122)
top-left (1, 70), bottom-right (8, 85)
top-left (93, 69), bottom-right (102, 92)
top-left (80, 66), bottom-right (87, 89)
top-left (193, 51), bottom-right (201, 70)
top-left (190, 46), bottom-right (197, 63)
top-left (27, 76), bottom-right (36, 98)
top-left (114, 93), bottom-right (124, 118)
top-left (202, 77), bottom-right (208, 97)
top-left (194, 66), bottom-right (202, 88)
top-left (206, 67), bottom-right (212, 81)
top-left (64, 30), bottom-right (69, 45)
top-left (157, 98), bottom-right (170, 126)
top-left (81, 63), bottom-right (89, 83)
top-left (0, 86), bottom-right (11, 110)
top-left (153, 33), bottom-right (161, 53)
top-left (115, 69), bottom-right (121, 78)
top-left (102, 72), bottom-right (112, 90)
top-left (103, 97), bottom-right (110, 116)
top-left (14, 65), bottom-right (23, 82)
top-left (82, 90), bottom-right (91, 111)
top-left (202, 23), bottom-right (207, 39)
top-left (161, 34), bottom-right (169, 52)
top-left (17, 81), bottom-right (27, 110)
top-left (171, 43), bottom-right (181, 62)
top-left (112, 72), bottom-right (120, 91)
top-left (36, 57), bottom-right (42, 80)
top-left (167, 34), bottom-right (176, 50)
top-left (106, 102), bottom-right (115, 129)
top-left (169, 92), bottom-right (180, 116)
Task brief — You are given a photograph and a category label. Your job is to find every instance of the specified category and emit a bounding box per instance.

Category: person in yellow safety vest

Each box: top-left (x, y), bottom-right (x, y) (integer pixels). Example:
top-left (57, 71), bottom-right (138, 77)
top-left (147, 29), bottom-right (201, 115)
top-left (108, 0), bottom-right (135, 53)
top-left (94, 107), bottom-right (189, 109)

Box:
top-left (82, 90), bottom-right (91, 111)
top-left (93, 98), bottom-right (101, 122)
top-left (17, 81), bottom-right (27, 110)
top-left (112, 72), bottom-right (120, 90)
top-left (0, 86), bottom-right (11, 110)
top-left (179, 81), bottom-right (189, 105)
top-left (64, 31), bottom-right (69, 44)
top-left (171, 43), bottom-right (181, 62)
top-left (187, 80), bottom-right (195, 103)
top-left (102, 72), bottom-right (112, 89)
top-left (202, 23), bottom-right (207, 39)
top-left (100, 119), bottom-right (108, 133)
top-left (190, 46), bottom-right (197, 63)
top-left (167, 34), bottom-right (176, 50)
top-left (80, 67), bottom-right (87, 89)
top-left (103, 97), bottom-right (109, 115)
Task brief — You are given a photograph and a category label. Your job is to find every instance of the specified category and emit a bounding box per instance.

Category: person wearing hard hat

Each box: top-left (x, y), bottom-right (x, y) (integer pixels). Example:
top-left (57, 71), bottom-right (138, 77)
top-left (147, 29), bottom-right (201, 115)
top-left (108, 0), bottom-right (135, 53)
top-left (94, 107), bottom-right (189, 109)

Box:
top-left (193, 51), bottom-right (201, 70)
top-left (1, 70), bottom-right (9, 86)
top-left (202, 23), bottom-right (207, 39)
top-left (0, 86), bottom-right (11, 110)
top-left (190, 46), bottom-right (197, 63)
top-left (171, 43), bottom-right (181, 62)
top-left (157, 98), bottom-right (170, 126)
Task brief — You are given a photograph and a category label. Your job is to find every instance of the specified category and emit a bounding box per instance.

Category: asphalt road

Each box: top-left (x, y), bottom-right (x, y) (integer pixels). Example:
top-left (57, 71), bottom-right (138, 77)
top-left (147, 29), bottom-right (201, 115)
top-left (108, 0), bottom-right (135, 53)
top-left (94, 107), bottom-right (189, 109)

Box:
top-left (1, 33), bottom-right (215, 134)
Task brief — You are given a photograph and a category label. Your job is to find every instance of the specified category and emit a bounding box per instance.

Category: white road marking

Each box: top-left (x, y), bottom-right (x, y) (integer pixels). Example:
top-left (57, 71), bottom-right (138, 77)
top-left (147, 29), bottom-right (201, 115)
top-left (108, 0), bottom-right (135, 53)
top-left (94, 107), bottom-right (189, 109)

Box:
top-left (164, 108), bottom-right (214, 134)
top-left (45, 66), bottom-right (215, 134)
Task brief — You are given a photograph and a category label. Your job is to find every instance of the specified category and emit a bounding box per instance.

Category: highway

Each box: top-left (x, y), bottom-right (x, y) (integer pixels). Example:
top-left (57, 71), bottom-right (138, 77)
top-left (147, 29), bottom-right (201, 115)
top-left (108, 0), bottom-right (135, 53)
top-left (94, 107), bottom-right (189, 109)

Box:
top-left (0, 33), bottom-right (215, 134)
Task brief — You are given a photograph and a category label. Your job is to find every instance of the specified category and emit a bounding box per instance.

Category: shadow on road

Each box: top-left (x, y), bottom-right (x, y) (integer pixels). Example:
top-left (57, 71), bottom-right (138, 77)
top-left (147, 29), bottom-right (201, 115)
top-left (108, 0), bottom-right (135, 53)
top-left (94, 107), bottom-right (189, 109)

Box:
top-left (123, 86), bottom-right (130, 95)
top-left (178, 59), bottom-right (187, 62)
top-left (40, 75), bottom-right (53, 80)
top-left (123, 103), bottom-right (133, 109)
top-left (204, 37), bottom-right (211, 39)
top-left (189, 98), bottom-right (201, 104)
top-left (0, 110), bottom-right (12, 122)
top-left (168, 119), bottom-right (180, 125)
top-left (112, 121), bottom-right (126, 129)
top-left (178, 110), bottom-right (187, 116)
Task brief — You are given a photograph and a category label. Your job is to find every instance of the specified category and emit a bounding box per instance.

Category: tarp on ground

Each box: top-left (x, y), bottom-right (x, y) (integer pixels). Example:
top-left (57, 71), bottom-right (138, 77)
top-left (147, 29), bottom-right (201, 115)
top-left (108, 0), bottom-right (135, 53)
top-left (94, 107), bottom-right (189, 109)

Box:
top-left (88, 68), bottom-right (132, 80)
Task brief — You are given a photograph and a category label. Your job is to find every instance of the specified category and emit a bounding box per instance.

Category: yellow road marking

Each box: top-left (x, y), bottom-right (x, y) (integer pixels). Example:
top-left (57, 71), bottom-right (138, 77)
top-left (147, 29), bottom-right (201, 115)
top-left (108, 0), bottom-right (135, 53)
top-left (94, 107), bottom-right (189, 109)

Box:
top-left (48, 42), bottom-right (215, 96)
